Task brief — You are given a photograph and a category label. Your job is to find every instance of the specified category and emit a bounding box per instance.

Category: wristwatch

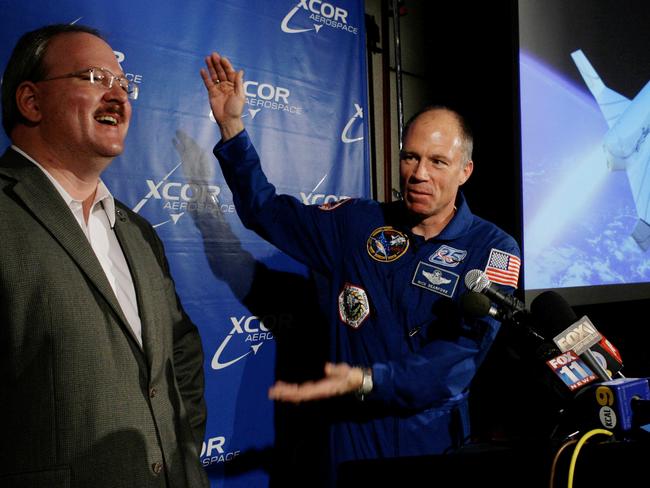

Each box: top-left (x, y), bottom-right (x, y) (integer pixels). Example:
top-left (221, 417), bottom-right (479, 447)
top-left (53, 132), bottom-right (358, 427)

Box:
top-left (355, 367), bottom-right (373, 401)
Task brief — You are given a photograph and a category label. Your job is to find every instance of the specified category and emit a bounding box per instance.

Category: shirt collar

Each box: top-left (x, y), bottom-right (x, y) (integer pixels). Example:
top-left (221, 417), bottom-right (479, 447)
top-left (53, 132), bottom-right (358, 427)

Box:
top-left (11, 144), bottom-right (117, 227)
top-left (389, 192), bottom-right (473, 241)
top-left (436, 192), bottom-right (473, 240)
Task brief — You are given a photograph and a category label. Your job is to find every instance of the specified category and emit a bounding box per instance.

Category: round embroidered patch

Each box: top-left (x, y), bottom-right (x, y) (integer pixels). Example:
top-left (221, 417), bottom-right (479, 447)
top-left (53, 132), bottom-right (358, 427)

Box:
top-left (366, 226), bottom-right (409, 262)
top-left (338, 283), bottom-right (370, 329)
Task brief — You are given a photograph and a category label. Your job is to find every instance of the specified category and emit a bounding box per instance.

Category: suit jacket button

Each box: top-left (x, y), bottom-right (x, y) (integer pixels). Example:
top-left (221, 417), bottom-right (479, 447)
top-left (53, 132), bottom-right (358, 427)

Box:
top-left (149, 387), bottom-right (157, 398)
top-left (152, 462), bottom-right (163, 475)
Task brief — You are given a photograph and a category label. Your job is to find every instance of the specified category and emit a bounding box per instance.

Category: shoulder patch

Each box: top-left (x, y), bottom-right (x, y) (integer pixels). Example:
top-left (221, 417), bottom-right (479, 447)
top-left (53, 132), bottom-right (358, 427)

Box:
top-left (366, 226), bottom-right (409, 262)
top-left (338, 283), bottom-right (370, 329)
top-left (428, 245), bottom-right (467, 267)
top-left (484, 248), bottom-right (520, 288)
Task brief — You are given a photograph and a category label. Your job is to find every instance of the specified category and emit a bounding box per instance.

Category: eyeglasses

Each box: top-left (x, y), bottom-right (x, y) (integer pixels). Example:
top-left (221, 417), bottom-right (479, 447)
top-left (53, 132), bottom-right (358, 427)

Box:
top-left (38, 67), bottom-right (139, 100)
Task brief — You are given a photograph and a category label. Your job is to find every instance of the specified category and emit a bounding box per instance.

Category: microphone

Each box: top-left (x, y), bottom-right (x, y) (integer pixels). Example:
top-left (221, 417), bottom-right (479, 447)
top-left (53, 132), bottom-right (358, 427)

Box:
top-left (591, 335), bottom-right (624, 379)
top-left (464, 269), bottom-right (526, 316)
top-left (460, 291), bottom-right (508, 321)
top-left (528, 293), bottom-right (624, 379)
top-left (460, 290), bottom-right (545, 346)
top-left (529, 291), bottom-right (612, 382)
top-left (574, 377), bottom-right (650, 438)
top-left (543, 347), bottom-right (598, 392)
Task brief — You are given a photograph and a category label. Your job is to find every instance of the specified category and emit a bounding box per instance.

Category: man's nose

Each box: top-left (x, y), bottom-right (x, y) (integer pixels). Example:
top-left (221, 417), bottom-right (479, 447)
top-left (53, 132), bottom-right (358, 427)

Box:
top-left (104, 81), bottom-right (129, 103)
top-left (413, 160), bottom-right (429, 180)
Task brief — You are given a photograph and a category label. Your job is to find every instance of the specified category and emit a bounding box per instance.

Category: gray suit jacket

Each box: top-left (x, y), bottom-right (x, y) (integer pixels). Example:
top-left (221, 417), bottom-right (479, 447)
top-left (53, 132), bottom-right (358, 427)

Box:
top-left (0, 148), bottom-right (209, 488)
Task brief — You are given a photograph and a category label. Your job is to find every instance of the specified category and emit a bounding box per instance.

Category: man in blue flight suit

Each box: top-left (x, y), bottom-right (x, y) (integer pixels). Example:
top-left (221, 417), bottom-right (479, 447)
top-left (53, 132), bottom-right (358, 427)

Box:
top-left (201, 52), bottom-right (521, 485)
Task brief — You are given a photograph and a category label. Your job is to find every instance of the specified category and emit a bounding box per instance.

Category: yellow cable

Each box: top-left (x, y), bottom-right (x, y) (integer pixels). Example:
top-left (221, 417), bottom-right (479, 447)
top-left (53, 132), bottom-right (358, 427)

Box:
top-left (567, 429), bottom-right (613, 488)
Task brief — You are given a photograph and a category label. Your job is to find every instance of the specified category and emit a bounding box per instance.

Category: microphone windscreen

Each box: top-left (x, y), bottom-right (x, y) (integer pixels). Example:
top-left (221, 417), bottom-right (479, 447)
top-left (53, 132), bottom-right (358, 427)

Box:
top-left (464, 269), bottom-right (486, 292)
top-left (461, 291), bottom-right (492, 317)
top-left (529, 290), bottom-right (577, 335)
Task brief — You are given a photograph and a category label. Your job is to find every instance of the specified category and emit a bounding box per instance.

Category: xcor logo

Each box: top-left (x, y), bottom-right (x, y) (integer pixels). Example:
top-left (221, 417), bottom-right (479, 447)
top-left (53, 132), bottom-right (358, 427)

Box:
top-left (211, 314), bottom-right (294, 370)
top-left (244, 81), bottom-right (290, 105)
top-left (144, 180), bottom-right (220, 203)
top-left (201, 437), bottom-right (225, 457)
top-left (281, 0), bottom-right (358, 35)
top-left (132, 162), bottom-right (235, 228)
top-left (299, 192), bottom-right (349, 205)
top-left (296, 0), bottom-right (349, 23)
top-left (201, 436), bottom-right (241, 466)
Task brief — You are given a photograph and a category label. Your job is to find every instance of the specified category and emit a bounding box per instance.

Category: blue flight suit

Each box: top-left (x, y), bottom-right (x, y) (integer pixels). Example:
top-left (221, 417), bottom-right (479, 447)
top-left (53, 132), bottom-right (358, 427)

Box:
top-left (214, 130), bottom-right (521, 482)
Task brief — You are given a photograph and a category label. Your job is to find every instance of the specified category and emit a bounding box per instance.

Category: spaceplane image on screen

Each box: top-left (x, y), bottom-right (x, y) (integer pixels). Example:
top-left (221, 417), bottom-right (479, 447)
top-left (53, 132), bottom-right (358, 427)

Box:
top-left (571, 49), bottom-right (650, 251)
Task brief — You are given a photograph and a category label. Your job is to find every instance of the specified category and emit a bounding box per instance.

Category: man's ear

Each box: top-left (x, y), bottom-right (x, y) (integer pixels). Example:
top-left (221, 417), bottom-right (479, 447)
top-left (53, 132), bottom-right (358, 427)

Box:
top-left (460, 159), bottom-right (474, 185)
top-left (15, 81), bottom-right (42, 124)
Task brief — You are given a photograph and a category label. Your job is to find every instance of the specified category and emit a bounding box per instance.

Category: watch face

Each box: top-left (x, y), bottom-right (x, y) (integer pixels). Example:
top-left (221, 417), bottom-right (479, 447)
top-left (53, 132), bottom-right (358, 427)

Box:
top-left (355, 369), bottom-right (373, 400)
top-left (361, 369), bottom-right (373, 394)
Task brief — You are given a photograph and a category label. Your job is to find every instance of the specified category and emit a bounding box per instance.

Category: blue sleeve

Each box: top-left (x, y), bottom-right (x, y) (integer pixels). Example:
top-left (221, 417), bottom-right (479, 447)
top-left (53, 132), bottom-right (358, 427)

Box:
top-left (214, 130), bottom-right (346, 276)
top-left (371, 317), bottom-right (499, 411)
top-left (370, 235), bottom-right (521, 411)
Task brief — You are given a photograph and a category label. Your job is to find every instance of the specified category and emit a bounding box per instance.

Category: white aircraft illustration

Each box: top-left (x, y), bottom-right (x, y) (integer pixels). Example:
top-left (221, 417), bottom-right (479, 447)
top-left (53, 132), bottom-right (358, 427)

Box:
top-left (571, 49), bottom-right (650, 250)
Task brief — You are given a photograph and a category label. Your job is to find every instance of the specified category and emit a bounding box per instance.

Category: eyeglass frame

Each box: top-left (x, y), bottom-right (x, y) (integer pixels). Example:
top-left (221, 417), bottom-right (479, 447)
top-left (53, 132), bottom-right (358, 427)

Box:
top-left (37, 66), bottom-right (139, 100)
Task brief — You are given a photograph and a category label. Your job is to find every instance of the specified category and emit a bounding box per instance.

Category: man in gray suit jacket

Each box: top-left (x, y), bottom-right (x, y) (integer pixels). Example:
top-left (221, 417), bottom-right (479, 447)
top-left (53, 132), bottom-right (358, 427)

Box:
top-left (0, 24), bottom-right (209, 488)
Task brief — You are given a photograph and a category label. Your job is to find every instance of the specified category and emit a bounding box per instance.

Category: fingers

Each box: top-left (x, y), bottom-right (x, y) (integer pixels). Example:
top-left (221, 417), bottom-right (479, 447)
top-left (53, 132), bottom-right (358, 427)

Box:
top-left (199, 67), bottom-right (212, 90)
top-left (234, 69), bottom-right (245, 97)
top-left (268, 377), bottom-right (333, 402)
top-left (203, 53), bottom-right (237, 82)
top-left (268, 363), bottom-right (360, 404)
top-left (218, 55), bottom-right (236, 82)
top-left (202, 53), bottom-right (244, 98)
top-left (324, 362), bottom-right (354, 380)
top-left (268, 381), bottom-right (314, 403)
top-left (203, 53), bottom-right (220, 84)
top-left (325, 362), bottom-right (363, 391)
top-left (324, 362), bottom-right (336, 375)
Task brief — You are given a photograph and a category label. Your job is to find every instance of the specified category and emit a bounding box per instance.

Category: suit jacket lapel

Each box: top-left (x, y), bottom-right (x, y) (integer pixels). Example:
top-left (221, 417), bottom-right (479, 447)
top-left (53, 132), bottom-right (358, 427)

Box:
top-left (113, 212), bottom-right (161, 371)
top-left (1, 149), bottom-right (134, 339)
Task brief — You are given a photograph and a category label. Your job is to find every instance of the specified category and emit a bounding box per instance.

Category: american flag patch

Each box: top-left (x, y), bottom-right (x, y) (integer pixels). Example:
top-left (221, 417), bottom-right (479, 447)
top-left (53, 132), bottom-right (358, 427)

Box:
top-left (484, 249), bottom-right (520, 288)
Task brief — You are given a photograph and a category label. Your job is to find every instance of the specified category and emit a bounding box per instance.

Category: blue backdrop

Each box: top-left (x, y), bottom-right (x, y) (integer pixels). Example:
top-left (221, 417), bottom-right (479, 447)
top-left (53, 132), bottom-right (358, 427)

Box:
top-left (0, 1), bottom-right (370, 486)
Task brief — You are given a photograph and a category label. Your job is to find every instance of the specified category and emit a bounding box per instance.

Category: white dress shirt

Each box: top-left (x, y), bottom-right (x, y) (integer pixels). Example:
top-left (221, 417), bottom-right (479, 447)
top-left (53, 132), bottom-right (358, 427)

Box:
top-left (13, 145), bottom-right (143, 346)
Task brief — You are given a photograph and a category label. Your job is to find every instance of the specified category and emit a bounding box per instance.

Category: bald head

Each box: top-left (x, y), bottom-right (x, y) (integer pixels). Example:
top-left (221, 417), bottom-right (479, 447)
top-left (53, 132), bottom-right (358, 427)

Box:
top-left (403, 106), bottom-right (474, 167)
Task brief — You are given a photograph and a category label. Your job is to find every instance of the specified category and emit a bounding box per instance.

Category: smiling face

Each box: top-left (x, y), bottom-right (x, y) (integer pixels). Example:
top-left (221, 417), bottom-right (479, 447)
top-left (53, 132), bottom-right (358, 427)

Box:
top-left (399, 109), bottom-right (473, 229)
top-left (34, 32), bottom-right (131, 165)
